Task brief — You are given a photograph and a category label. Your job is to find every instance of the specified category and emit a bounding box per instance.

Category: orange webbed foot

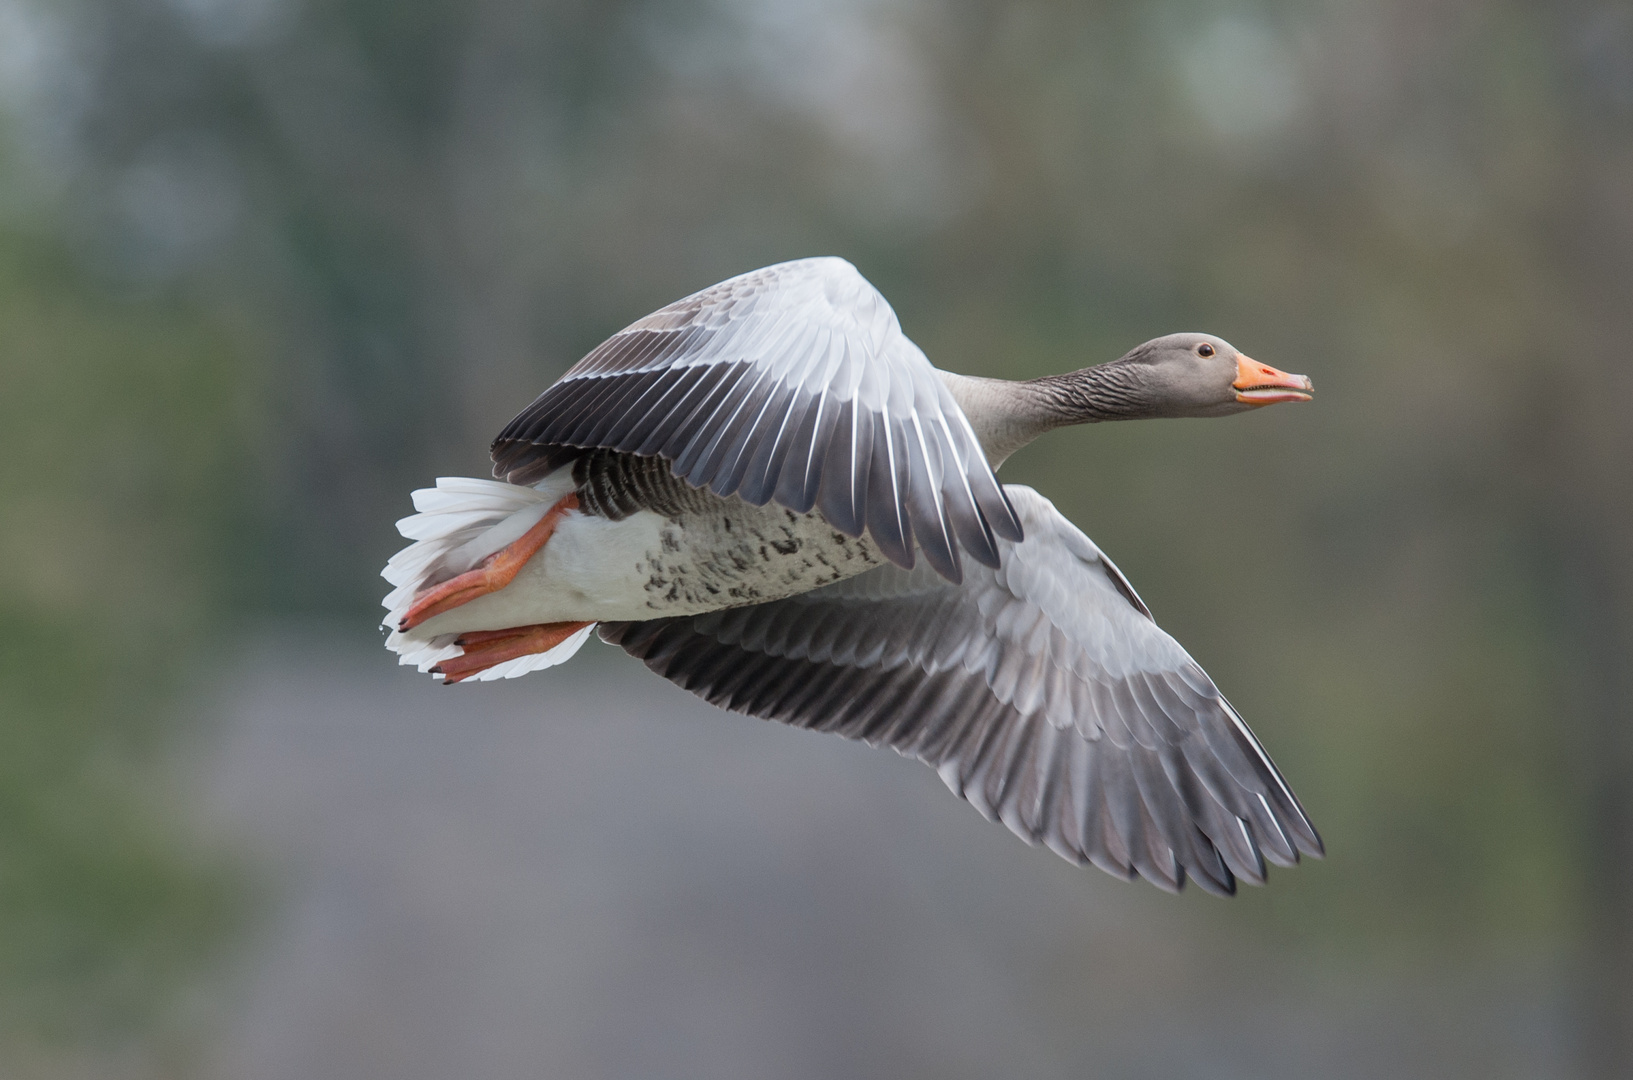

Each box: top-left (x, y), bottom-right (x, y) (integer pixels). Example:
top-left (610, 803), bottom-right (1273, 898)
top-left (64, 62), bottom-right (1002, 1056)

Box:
top-left (431, 621), bottom-right (594, 684)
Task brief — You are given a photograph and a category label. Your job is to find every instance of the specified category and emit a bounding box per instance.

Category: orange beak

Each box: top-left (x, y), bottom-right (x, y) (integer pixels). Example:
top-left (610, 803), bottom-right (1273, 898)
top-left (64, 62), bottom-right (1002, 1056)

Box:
top-left (1233, 354), bottom-right (1314, 405)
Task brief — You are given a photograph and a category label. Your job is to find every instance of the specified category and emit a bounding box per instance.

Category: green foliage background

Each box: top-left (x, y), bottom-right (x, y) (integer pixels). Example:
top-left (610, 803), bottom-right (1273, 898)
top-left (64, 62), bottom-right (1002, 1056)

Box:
top-left (0, 226), bottom-right (249, 1062)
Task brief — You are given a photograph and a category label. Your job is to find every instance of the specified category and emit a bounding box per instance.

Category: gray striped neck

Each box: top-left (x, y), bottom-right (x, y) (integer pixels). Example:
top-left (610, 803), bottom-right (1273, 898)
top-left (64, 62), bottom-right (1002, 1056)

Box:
top-left (1027, 360), bottom-right (1156, 424)
top-left (938, 359), bottom-right (1157, 469)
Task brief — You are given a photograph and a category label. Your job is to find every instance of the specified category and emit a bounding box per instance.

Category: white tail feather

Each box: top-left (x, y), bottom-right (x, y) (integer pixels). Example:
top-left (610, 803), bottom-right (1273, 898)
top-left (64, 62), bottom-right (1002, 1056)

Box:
top-left (382, 473), bottom-right (592, 680)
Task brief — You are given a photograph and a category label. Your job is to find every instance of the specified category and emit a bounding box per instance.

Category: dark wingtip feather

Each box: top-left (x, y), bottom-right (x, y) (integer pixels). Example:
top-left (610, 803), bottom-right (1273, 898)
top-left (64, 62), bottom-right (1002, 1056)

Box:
top-left (965, 525), bottom-right (1003, 569)
top-left (1297, 822), bottom-right (1326, 859)
top-left (867, 518), bottom-right (916, 570)
top-left (989, 488), bottom-right (1025, 543)
top-left (1189, 862), bottom-right (1237, 897)
top-left (919, 535), bottom-right (962, 584)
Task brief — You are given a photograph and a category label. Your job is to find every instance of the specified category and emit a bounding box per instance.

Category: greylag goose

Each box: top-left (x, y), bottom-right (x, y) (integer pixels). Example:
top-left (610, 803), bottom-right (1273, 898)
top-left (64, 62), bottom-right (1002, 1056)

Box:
top-left (382, 257), bottom-right (1320, 894)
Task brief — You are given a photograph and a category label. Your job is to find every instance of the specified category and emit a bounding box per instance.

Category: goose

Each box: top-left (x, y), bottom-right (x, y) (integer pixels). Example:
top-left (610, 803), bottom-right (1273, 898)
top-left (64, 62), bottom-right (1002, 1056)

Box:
top-left (382, 256), bottom-right (1321, 895)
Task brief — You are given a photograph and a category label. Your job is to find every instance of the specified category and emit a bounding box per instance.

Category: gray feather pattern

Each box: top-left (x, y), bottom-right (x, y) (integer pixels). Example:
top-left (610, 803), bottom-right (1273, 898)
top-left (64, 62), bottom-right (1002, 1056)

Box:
top-left (600, 485), bottom-right (1322, 895)
top-left (491, 258), bottom-right (1021, 582)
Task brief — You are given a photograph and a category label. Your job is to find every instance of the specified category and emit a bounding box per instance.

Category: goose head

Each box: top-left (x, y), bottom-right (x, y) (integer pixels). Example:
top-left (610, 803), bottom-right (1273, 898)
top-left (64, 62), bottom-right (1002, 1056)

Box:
top-left (939, 331), bottom-right (1315, 467)
top-left (1109, 333), bottom-right (1313, 418)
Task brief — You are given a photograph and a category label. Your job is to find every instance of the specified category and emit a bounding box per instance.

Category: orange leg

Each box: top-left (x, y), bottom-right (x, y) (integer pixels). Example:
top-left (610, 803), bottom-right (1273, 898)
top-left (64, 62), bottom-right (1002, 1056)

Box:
top-left (399, 493), bottom-right (578, 632)
top-left (432, 621), bottom-right (593, 684)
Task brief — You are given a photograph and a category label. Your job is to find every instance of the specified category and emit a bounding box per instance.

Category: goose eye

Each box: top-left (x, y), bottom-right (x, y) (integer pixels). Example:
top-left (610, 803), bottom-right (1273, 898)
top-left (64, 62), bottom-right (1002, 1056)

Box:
top-left (1197, 343), bottom-right (1215, 358)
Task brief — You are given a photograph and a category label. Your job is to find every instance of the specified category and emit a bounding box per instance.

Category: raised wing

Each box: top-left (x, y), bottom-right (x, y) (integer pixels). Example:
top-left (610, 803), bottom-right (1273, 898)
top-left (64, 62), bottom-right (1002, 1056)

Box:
top-left (491, 257), bottom-right (1022, 583)
top-left (599, 485), bottom-right (1322, 895)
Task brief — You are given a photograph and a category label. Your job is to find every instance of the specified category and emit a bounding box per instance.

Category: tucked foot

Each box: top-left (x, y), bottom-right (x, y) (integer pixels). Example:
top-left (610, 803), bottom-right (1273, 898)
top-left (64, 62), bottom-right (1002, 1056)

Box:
top-left (400, 493), bottom-right (578, 632)
top-left (431, 621), bottom-right (593, 684)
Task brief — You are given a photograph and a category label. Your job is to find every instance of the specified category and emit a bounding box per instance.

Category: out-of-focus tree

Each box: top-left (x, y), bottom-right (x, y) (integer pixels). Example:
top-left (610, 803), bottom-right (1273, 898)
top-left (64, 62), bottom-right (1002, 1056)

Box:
top-left (0, 221), bottom-right (249, 1068)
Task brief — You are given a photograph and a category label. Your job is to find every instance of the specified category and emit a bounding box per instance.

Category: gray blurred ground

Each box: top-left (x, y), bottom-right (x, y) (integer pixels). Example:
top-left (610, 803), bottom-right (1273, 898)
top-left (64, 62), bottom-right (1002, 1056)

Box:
top-left (198, 632), bottom-right (1569, 1080)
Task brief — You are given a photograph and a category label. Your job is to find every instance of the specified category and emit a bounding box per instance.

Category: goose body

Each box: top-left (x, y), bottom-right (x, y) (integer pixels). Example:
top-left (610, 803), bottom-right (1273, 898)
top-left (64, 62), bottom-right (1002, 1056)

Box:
top-left (408, 462), bottom-right (887, 637)
top-left (383, 256), bottom-right (1321, 895)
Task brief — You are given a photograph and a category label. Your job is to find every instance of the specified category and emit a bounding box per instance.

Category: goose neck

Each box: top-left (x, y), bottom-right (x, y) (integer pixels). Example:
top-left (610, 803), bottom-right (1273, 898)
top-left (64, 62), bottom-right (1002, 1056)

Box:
top-left (938, 362), bottom-right (1152, 469)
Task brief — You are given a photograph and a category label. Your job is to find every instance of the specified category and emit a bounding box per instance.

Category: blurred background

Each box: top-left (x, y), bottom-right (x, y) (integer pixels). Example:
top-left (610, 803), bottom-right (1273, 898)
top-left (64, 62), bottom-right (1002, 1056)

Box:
top-left (1, 0), bottom-right (1630, 1075)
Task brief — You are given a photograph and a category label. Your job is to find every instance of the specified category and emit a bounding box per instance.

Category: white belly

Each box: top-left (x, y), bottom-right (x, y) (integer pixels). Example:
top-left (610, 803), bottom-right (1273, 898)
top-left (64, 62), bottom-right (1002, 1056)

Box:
top-left (411, 500), bottom-right (885, 637)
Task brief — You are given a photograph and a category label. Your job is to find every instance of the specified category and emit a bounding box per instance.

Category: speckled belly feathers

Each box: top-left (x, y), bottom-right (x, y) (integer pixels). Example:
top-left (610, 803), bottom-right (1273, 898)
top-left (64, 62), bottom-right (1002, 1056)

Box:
top-left (574, 448), bottom-right (884, 612)
top-left (635, 498), bottom-right (883, 612)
